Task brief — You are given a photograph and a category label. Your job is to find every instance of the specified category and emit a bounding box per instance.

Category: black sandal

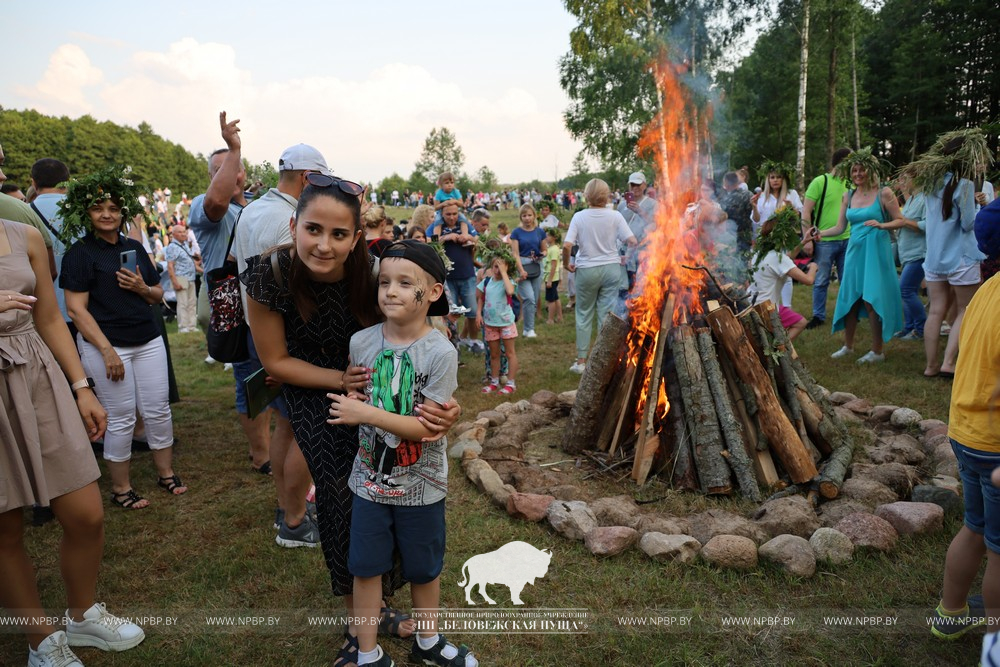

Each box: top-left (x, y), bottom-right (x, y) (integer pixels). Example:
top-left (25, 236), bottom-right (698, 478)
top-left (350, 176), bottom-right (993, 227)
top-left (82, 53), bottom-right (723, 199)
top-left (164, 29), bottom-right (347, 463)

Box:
top-left (252, 461), bottom-right (272, 475)
top-left (410, 634), bottom-right (473, 666)
top-left (379, 605), bottom-right (413, 638)
top-left (110, 489), bottom-right (148, 509)
top-left (332, 632), bottom-right (359, 667)
top-left (157, 474), bottom-right (187, 495)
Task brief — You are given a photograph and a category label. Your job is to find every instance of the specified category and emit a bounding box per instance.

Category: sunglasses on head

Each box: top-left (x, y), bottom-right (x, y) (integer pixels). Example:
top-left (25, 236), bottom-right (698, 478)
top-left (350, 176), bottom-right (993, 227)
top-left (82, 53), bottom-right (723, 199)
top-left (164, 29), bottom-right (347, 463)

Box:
top-left (305, 173), bottom-right (365, 197)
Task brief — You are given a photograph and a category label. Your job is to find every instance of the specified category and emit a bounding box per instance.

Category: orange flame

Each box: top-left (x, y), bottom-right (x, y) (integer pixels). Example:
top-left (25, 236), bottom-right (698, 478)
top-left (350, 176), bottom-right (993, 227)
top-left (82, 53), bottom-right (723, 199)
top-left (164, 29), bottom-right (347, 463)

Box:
top-left (626, 53), bottom-right (712, 426)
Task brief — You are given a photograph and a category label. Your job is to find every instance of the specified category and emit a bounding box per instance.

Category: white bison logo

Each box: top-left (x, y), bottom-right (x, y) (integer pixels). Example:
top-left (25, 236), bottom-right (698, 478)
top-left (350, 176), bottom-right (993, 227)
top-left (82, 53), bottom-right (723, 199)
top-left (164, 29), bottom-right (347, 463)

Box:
top-left (457, 541), bottom-right (552, 605)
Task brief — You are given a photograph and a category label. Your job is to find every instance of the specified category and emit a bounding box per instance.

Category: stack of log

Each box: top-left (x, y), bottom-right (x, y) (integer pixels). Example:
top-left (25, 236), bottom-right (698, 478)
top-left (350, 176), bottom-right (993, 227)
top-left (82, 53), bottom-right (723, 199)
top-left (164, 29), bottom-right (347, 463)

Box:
top-left (562, 298), bottom-right (853, 502)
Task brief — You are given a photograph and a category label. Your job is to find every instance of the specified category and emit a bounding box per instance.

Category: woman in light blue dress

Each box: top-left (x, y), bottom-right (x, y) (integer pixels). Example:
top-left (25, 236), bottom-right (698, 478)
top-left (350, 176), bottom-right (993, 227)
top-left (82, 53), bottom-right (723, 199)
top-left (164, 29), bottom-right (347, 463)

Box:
top-left (819, 148), bottom-right (904, 363)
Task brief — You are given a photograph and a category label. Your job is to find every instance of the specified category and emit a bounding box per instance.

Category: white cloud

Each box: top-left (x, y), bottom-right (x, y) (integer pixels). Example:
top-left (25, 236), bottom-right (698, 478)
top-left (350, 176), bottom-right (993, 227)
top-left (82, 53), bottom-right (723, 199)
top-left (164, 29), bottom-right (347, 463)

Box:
top-left (15, 44), bottom-right (103, 115)
top-left (18, 39), bottom-right (581, 183)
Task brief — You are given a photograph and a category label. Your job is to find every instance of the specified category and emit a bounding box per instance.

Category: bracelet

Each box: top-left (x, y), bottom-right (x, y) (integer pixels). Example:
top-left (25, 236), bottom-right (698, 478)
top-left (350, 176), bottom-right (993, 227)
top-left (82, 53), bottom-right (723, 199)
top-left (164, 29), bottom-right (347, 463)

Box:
top-left (70, 377), bottom-right (95, 396)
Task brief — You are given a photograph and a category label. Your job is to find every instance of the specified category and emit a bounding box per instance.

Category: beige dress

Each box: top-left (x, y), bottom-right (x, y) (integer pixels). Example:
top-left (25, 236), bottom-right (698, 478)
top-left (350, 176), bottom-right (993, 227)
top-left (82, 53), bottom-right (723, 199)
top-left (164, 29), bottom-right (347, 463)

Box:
top-left (0, 220), bottom-right (100, 512)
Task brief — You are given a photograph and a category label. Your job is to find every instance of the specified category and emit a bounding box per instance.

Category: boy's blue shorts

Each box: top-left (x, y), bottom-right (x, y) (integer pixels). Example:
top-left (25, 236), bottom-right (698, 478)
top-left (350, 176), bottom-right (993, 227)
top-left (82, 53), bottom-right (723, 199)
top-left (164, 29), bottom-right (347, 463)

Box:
top-left (348, 495), bottom-right (446, 583)
top-left (952, 438), bottom-right (1000, 553)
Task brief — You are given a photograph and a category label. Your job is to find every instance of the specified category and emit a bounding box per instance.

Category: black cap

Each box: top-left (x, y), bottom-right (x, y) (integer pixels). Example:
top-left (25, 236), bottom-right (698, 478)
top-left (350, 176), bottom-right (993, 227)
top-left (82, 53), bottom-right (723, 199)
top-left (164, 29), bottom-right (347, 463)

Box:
top-left (380, 240), bottom-right (450, 317)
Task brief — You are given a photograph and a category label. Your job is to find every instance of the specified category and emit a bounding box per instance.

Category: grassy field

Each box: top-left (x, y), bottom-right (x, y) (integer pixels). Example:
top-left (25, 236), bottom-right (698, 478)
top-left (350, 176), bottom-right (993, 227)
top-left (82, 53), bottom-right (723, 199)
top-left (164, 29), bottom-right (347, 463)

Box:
top-left (1, 206), bottom-right (976, 666)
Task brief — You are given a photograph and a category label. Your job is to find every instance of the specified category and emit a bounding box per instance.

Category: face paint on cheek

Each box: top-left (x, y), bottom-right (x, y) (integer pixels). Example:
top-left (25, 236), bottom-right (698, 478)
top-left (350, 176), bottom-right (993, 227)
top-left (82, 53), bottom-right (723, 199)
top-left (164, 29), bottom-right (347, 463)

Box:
top-left (414, 289), bottom-right (425, 304)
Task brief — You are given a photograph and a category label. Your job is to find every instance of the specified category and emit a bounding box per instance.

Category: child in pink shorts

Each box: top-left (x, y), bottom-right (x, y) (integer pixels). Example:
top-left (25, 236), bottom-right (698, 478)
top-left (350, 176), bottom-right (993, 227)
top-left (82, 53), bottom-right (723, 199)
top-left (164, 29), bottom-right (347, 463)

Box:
top-left (751, 214), bottom-right (819, 341)
top-left (476, 256), bottom-right (519, 394)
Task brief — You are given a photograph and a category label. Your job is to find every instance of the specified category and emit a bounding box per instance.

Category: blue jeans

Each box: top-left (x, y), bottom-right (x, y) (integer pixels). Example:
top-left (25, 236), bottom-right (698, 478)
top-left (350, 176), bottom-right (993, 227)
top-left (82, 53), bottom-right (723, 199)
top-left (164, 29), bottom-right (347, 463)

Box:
top-left (812, 239), bottom-right (848, 321)
top-left (574, 263), bottom-right (621, 359)
top-left (518, 270), bottom-right (543, 332)
top-left (899, 260), bottom-right (927, 336)
top-left (952, 439), bottom-right (1000, 553)
top-left (445, 276), bottom-right (477, 312)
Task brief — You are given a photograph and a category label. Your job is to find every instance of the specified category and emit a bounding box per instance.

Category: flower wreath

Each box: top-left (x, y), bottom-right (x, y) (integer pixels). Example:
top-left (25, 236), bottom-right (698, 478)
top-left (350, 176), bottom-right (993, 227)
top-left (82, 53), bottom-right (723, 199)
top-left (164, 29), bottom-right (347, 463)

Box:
top-left (58, 164), bottom-right (144, 245)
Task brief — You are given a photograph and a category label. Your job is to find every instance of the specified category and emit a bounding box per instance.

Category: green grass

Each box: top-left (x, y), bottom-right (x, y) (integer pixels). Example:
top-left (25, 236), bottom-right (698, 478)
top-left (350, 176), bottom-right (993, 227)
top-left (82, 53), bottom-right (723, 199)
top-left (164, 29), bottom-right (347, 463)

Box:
top-left (1, 223), bottom-right (975, 666)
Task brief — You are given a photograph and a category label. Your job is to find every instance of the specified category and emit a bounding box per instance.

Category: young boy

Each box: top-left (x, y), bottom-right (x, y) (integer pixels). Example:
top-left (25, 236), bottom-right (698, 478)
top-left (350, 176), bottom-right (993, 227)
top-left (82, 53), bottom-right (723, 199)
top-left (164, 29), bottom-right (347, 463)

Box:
top-left (428, 171), bottom-right (469, 236)
top-left (327, 240), bottom-right (476, 667)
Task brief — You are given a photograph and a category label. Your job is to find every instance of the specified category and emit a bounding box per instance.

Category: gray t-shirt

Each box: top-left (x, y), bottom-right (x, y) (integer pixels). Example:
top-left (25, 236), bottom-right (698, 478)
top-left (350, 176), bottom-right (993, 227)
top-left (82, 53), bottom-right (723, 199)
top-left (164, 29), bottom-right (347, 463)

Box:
top-left (348, 324), bottom-right (458, 506)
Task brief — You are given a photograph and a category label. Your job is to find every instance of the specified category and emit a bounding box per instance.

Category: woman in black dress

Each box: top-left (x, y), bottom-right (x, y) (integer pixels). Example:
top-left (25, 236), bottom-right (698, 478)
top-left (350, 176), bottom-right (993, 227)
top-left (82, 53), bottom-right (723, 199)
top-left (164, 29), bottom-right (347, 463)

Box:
top-left (242, 175), bottom-right (459, 664)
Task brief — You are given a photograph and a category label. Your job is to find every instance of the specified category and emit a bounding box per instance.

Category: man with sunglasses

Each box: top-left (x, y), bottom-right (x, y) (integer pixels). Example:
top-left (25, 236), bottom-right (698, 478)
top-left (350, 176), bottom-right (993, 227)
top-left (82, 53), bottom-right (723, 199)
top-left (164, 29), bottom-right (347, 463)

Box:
top-left (233, 143), bottom-right (336, 547)
top-left (188, 111), bottom-right (249, 336)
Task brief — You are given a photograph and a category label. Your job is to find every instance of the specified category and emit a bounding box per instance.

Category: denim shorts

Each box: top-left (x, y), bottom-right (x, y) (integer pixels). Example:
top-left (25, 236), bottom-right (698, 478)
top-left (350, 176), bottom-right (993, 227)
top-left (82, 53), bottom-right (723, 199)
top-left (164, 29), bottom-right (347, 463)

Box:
top-left (233, 330), bottom-right (289, 418)
top-left (952, 438), bottom-right (1000, 553)
top-left (348, 495), bottom-right (446, 583)
top-left (446, 276), bottom-right (477, 312)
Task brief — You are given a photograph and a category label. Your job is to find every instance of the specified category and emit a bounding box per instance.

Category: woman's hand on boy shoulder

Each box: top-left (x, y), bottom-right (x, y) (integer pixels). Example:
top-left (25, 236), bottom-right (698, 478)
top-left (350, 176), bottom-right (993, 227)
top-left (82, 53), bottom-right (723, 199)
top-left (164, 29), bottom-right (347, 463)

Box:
top-left (415, 399), bottom-right (461, 441)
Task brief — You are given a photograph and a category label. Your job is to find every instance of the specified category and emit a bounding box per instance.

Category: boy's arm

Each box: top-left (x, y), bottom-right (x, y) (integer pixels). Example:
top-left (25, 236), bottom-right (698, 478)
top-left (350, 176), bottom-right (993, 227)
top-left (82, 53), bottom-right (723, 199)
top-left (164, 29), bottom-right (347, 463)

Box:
top-left (327, 394), bottom-right (442, 441)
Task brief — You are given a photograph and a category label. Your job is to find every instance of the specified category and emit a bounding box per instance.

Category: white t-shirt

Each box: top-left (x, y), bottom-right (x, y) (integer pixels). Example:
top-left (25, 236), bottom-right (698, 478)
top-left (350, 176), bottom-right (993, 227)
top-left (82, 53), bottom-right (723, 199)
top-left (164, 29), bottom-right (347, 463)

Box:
top-left (564, 208), bottom-right (635, 269)
top-left (750, 250), bottom-right (796, 308)
top-left (754, 189), bottom-right (803, 237)
top-left (539, 214), bottom-right (560, 229)
top-left (233, 187), bottom-right (297, 322)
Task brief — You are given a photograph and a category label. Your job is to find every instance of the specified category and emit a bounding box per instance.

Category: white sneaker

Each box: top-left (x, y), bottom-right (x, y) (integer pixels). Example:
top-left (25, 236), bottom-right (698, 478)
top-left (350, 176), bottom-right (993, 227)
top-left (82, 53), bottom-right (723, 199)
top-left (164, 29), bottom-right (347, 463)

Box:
top-left (569, 362), bottom-right (586, 374)
top-left (28, 631), bottom-right (83, 667)
top-left (223, 363), bottom-right (233, 372)
top-left (524, 330), bottom-right (537, 338)
top-left (204, 355), bottom-right (217, 364)
top-left (65, 602), bottom-right (145, 651)
top-left (856, 351), bottom-right (885, 364)
top-left (830, 346), bottom-right (853, 359)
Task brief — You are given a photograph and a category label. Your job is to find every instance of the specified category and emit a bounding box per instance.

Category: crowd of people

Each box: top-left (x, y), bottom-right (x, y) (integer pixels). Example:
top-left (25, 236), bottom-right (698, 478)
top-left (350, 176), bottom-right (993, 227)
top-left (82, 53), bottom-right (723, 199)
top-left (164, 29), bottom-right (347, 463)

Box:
top-left (2, 111), bottom-right (1000, 665)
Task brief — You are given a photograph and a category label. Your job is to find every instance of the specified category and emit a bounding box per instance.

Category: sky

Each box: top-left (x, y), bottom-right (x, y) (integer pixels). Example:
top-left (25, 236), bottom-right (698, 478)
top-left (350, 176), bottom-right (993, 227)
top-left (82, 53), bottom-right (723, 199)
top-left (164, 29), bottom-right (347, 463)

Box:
top-left (1, 0), bottom-right (588, 185)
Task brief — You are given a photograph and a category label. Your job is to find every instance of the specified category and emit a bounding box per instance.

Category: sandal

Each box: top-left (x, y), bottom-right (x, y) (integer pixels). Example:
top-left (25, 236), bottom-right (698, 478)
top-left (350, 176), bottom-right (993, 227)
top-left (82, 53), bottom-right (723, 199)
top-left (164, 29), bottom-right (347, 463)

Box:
top-left (110, 489), bottom-right (148, 510)
top-left (379, 606), bottom-right (414, 638)
top-left (157, 474), bottom-right (188, 495)
top-left (499, 382), bottom-right (516, 395)
top-left (333, 632), bottom-right (359, 667)
top-left (252, 461), bottom-right (272, 475)
top-left (410, 633), bottom-right (474, 666)
top-left (481, 383), bottom-right (498, 394)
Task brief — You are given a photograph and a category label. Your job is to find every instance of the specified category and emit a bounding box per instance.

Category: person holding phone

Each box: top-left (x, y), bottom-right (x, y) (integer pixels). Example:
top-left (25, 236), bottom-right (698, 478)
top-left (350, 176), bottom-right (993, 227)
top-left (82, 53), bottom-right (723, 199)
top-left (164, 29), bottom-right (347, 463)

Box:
top-left (60, 165), bottom-right (186, 510)
top-left (617, 172), bottom-right (656, 291)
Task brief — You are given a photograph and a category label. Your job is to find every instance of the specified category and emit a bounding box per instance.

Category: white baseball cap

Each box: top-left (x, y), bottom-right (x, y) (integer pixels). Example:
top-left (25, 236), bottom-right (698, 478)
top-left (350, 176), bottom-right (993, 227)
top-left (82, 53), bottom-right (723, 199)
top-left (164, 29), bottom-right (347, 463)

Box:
top-left (278, 144), bottom-right (332, 176)
top-left (628, 171), bottom-right (647, 185)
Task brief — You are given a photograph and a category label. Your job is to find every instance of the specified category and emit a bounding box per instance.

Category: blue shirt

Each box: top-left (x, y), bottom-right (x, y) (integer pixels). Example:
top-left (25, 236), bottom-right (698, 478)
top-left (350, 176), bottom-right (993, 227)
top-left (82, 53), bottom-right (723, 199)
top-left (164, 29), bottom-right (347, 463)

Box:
top-left (439, 222), bottom-right (475, 280)
top-left (32, 193), bottom-right (70, 319)
top-left (164, 240), bottom-right (197, 280)
top-left (509, 226), bottom-right (546, 259)
top-left (897, 193), bottom-right (927, 265)
top-left (434, 188), bottom-right (462, 205)
top-left (187, 194), bottom-right (244, 273)
top-left (923, 173), bottom-right (985, 274)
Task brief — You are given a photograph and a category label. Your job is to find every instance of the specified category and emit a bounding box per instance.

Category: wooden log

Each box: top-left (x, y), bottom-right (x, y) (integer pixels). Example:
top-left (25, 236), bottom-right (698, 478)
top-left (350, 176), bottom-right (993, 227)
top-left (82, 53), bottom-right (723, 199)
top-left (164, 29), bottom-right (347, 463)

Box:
top-left (696, 328), bottom-right (760, 501)
top-left (632, 297), bottom-right (674, 485)
top-left (789, 357), bottom-right (853, 454)
top-left (706, 306), bottom-right (818, 484)
top-left (671, 325), bottom-right (731, 495)
top-left (766, 308), bottom-right (813, 455)
top-left (796, 386), bottom-right (833, 456)
top-left (563, 313), bottom-right (630, 454)
top-left (662, 349), bottom-right (698, 491)
top-left (601, 360), bottom-right (639, 455)
top-left (818, 445), bottom-right (853, 499)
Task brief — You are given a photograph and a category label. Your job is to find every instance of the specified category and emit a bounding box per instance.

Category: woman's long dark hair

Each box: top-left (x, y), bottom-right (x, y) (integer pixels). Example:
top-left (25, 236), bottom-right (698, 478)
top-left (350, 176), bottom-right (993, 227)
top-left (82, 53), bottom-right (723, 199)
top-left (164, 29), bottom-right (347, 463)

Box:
top-left (286, 184), bottom-right (379, 327)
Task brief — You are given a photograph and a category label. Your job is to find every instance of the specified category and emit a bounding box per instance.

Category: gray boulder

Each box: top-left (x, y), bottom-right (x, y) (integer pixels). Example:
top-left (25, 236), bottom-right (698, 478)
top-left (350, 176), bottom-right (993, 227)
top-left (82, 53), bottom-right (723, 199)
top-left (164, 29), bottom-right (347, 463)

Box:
top-left (758, 535), bottom-right (817, 578)
top-left (638, 533), bottom-right (701, 564)
top-left (809, 527), bottom-right (855, 565)
top-left (547, 501), bottom-right (598, 541)
top-left (840, 477), bottom-right (898, 507)
top-left (590, 495), bottom-right (643, 529)
top-left (890, 408), bottom-right (923, 428)
top-left (817, 499), bottom-right (873, 527)
top-left (753, 495), bottom-right (821, 539)
top-left (829, 392), bottom-right (859, 405)
top-left (912, 485), bottom-right (963, 517)
top-left (687, 509), bottom-right (767, 546)
top-left (585, 526), bottom-right (639, 557)
top-left (635, 514), bottom-right (692, 537)
top-left (875, 502), bottom-right (944, 535)
top-left (871, 405), bottom-right (901, 423)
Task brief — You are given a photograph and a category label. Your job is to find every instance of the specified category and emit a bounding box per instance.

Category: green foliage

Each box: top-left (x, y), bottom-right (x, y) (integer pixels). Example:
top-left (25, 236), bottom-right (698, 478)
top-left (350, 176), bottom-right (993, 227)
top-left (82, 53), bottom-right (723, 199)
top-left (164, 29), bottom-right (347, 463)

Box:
top-left (0, 107), bottom-right (207, 195)
top-left (832, 145), bottom-right (890, 189)
top-left (245, 159), bottom-right (278, 191)
top-left (377, 172), bottom-right (408, 196)
top-left (414, 127), bottom-right (465, 182)
top-left (751, 205), bottom-right (803, 269)
top-left (476, 232), bottom-right (518, 273)
top-left (474, 165), bottom-right (498, 192)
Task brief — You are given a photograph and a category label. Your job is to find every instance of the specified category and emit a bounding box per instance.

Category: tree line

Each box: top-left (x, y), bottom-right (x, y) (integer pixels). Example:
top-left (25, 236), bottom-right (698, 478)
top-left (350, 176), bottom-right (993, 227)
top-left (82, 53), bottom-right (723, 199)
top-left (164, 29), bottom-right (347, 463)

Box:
top-left (559, 0), bottom-right (1000, 188)
top-left (1, 107), bottom-right (208, 195)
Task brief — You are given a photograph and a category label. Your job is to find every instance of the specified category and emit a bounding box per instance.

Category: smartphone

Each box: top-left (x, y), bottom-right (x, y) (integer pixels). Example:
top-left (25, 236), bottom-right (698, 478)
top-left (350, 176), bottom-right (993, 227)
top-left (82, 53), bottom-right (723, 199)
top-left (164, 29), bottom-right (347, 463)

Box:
top-left (120, 249), bottom-right (138, 274)
top-left (624, 191), bottom-right (635, 204)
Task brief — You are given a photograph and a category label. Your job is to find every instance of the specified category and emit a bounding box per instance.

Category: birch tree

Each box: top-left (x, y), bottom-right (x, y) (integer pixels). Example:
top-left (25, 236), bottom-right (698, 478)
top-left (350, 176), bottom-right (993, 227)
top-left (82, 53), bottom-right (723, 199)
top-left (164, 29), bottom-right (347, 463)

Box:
top-left (795, 0), bottom-right (811, 191)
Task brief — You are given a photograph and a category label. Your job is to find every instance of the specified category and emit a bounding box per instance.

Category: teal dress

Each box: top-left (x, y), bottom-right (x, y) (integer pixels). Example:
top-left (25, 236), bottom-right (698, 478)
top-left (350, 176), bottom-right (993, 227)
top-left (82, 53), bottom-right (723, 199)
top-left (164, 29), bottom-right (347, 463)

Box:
top-left (831, 193), bottom-right (903, 341)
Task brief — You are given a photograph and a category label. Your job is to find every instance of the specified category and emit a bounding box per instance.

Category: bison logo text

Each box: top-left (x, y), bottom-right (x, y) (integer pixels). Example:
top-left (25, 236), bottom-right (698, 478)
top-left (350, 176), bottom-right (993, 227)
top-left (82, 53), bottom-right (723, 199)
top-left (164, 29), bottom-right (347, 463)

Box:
top-left (457, 541), bottom-right (552, 605)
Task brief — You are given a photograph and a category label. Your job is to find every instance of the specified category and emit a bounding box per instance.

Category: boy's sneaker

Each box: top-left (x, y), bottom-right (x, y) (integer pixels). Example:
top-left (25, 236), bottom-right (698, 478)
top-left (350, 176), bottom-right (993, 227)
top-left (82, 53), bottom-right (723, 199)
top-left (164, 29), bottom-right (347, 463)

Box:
top-left (65, 602), bottom-right (145, 651)
top-left (275, 513), bottom-right (319, 548)
top-left (28, 631), bottom-right (83, 667)
top-left (411, 634), bottom-right (477, 667)
top-left (830, 346), bottom-right (853, 359)
top-left (930, 595), bottom-right (986, 640)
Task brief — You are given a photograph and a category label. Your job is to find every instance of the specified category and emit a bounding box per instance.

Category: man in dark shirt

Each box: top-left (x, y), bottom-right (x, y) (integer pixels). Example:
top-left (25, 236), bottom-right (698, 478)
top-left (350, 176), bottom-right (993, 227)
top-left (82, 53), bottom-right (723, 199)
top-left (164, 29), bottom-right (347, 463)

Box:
top-left (719, 171), bottom-right (754, 266)
top-left (435, 201), bottom-right (479, 347)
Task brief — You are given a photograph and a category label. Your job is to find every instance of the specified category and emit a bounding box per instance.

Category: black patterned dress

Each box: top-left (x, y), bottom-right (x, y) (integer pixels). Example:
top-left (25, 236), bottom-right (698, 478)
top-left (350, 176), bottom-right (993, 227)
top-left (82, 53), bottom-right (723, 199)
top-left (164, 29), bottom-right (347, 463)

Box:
top-left (242, 248), bottom-right (366, 596)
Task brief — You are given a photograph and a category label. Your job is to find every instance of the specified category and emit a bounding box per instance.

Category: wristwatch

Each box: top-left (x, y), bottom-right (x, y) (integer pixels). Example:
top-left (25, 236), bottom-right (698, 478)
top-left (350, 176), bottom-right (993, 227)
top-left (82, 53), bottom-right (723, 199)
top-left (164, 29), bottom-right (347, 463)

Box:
top-left (70, 377), bottom-right (96, 397)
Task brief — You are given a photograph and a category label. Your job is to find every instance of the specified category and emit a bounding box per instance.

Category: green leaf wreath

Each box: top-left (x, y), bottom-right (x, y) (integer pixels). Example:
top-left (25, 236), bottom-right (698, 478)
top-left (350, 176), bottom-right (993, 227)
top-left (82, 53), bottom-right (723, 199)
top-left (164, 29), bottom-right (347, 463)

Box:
top-left (904, 127), bottom-right (994, 194)
top-left (476, 232), bottom-right (518, 273)
top-left (756, 158), bottom-right (795, 186)
top-left (752, 205), bottom-right (803, 270)
top-left (58, 164), bottom-right (144, 245)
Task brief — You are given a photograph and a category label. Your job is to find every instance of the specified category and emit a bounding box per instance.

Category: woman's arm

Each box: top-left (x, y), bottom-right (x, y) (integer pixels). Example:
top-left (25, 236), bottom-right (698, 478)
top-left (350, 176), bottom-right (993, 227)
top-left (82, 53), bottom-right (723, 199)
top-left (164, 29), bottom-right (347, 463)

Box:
top-left (958, 179), bottom-right (977, 232)
top-left (24, 230), bottom-right (107, 439)
top-left (819, 193), bottom-right (850, 238)
top-left (65, 289), bottom-right (126, 381)
top-left (509, 237), bottom-right (527, 279)
top-left (246, 297), bottom-right (348, 392)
